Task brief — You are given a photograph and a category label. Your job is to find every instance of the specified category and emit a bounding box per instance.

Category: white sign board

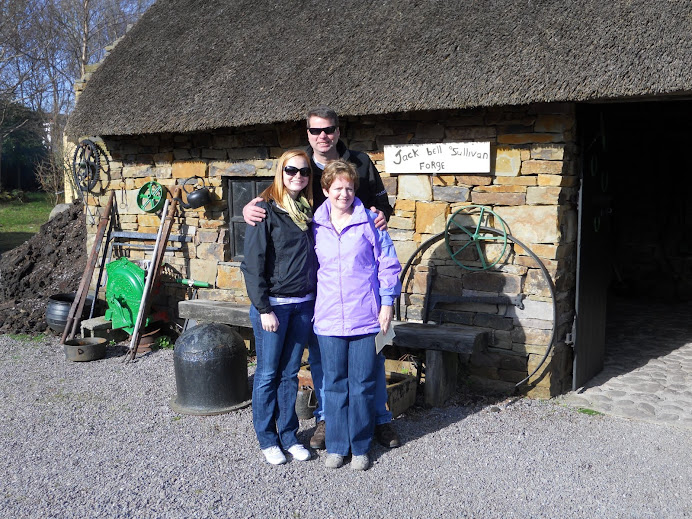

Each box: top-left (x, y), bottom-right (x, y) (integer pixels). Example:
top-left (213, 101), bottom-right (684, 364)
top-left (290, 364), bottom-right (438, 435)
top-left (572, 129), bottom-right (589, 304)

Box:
top-left (384, 142), bottom-right (490, 174)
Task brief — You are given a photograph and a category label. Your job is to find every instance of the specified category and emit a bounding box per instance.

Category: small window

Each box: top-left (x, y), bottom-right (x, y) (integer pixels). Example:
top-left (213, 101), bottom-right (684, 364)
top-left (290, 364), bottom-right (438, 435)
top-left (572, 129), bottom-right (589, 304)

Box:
top-left (226, 177), bottom-right (272, 260)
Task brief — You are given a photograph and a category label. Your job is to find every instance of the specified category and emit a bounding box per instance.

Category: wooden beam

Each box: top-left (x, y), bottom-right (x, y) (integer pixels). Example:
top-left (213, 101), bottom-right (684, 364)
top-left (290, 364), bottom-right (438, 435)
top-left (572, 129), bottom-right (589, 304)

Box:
top-left (391, 321), bottom-right (488, 354)
top-left (178, 300), bottom-right (252, 328)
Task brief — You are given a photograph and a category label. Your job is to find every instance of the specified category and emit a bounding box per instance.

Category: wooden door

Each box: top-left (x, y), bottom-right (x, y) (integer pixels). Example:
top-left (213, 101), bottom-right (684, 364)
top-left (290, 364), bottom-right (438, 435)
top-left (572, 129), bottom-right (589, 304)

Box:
top-left (573, 107), bottom-right (613, 389)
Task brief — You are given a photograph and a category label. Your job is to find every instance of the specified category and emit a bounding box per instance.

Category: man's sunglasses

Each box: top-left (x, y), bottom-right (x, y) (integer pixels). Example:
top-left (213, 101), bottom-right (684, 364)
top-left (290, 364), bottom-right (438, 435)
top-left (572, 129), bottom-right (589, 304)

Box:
top-left (307, 126), bottom-right (337, 136)
top-left (284, 166), bottom-right (311, 177)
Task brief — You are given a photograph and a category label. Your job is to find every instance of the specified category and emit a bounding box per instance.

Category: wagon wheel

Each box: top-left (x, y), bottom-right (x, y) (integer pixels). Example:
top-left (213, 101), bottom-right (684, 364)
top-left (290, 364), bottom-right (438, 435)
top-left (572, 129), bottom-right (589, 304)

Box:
top-left (137, 181), bottom-right (167, 213)
top-left (72, 139), bottom-right (102, 192)
top-left (444, 205), bottom-right (509, 270)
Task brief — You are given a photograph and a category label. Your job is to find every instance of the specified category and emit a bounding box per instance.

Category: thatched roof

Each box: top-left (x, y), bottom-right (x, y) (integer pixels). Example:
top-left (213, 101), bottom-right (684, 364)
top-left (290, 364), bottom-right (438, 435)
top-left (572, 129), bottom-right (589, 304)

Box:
top-left (66, 0), bottom-right (692, 138)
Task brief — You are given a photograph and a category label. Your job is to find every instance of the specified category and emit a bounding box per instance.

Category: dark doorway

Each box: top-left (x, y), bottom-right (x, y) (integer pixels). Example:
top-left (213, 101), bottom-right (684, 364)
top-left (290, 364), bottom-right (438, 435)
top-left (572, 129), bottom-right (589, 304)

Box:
top-left (574, 101), bottom-right (692, 389)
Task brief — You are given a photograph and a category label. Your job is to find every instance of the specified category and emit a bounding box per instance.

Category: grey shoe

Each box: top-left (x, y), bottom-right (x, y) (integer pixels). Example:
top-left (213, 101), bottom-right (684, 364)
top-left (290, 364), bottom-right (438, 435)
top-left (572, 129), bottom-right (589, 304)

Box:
top-left (324, 453), bottom-right (344, 469)
top-left (350, 454), bottom-right (370, 471)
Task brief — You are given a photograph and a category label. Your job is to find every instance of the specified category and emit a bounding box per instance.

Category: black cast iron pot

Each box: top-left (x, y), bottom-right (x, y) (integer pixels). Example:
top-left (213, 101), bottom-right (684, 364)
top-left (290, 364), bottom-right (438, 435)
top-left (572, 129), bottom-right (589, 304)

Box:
top-left (46, 293), bottom-right (96, 333)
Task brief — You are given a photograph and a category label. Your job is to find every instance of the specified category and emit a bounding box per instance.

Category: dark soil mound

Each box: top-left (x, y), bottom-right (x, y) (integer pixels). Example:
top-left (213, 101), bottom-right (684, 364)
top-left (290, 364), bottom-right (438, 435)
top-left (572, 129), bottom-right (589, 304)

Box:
top-left (0, 201), bottom-right (86, 334)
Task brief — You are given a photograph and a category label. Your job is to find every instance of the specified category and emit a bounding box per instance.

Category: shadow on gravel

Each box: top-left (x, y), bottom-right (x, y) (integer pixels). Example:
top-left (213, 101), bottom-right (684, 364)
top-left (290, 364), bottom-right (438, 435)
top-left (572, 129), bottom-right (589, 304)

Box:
top-left (105, 345), bottom-right (130, 359)
top-left (292, 384), bottom-right (512, 465)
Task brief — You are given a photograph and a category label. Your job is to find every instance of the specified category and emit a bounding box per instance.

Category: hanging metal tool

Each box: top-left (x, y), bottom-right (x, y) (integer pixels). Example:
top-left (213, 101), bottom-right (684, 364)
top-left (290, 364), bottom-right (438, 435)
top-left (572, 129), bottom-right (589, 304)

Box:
top-left (125, 187), bottom-right (182, 361)
top-left (88, 200), bottom-right (117, 319)
top-left (124, 199), bottom-right (169, 361)
top-left (119, 180), bottom-right (129, 210)
top-left (61, 191), bottom-right (115, 344)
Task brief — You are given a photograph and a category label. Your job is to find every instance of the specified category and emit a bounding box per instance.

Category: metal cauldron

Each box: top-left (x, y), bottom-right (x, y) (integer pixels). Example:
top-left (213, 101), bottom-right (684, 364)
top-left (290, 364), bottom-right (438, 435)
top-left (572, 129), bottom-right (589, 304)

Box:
top-left (170, 323), bottom-right (251, 415)
top-left (64, 337), bottom-right (107, 362)
top-left (46, 293), bottom-right (96, 333)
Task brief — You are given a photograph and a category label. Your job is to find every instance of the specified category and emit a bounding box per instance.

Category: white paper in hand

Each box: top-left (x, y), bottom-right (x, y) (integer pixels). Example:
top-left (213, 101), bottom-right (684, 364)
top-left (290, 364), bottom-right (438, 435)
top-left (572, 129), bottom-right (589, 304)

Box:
top-left (375, 324), bottom-right (395, 354)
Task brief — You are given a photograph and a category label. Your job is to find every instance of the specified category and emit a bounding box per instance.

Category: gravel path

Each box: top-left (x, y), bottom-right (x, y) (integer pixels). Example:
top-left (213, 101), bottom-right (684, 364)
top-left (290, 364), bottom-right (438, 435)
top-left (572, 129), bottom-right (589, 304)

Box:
top-left (1, 335), bottom-right (691, 519)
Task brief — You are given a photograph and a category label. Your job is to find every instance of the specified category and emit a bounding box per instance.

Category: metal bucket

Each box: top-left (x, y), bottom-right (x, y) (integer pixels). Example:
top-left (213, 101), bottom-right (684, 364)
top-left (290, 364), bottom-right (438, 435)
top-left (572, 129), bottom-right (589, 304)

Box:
top-left (64, 337), bottom-right (107, 362)
top-left (295, 387), bottom-right (317, 420)
top-left (170, 323), bottom-right (251, 415)
top-left (295, 366), bottom-right (316, 420)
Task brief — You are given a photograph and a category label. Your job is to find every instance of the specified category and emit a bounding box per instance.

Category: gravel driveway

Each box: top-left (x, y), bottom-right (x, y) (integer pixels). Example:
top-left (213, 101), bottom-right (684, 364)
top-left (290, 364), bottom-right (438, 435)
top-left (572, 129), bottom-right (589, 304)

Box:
top-left (1, 335), bottom-right (691, 518)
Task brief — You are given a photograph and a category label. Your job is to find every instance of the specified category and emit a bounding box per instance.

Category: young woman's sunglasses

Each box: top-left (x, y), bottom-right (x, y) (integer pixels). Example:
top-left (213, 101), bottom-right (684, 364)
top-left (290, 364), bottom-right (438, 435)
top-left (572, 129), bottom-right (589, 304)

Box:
top-left (307, 126), bottom-right (337, 136)
top-left (284, 166), bottom-right (311, 177)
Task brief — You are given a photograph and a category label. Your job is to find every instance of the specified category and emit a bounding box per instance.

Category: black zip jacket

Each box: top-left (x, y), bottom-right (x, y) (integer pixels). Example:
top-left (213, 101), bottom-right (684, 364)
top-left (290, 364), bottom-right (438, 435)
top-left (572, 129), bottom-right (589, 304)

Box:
top-left (306, 140), bottom-right (393, 221)
top-left (240, 200), bottom-right (317, 314)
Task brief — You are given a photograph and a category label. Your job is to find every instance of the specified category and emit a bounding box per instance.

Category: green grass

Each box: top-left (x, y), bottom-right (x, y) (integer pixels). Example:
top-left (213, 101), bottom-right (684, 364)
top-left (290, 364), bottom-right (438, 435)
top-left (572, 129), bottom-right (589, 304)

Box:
top-left (8, 333), bottom-right (46, 343)
top-left (0, 192), bottom-right (53, 253)
top-left (577, 407), bottom-right (604, 416)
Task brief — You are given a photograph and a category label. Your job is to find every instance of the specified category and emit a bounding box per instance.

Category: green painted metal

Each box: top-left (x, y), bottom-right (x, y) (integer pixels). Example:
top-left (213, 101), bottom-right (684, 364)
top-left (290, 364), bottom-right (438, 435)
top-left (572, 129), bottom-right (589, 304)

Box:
top-left (444, 205), bottom-right (509, 271)
top-left (137, 181), bottom-right (167, 213)
top-left (175, 278), bottom-right (211, 288)
top-left (104, 257), bottom-right (150, 333)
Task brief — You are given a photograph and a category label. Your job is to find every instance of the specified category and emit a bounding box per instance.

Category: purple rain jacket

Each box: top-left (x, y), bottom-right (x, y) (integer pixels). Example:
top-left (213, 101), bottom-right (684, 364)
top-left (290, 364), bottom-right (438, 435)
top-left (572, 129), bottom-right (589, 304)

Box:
top-left (312, 197), bottom-right (402, 337)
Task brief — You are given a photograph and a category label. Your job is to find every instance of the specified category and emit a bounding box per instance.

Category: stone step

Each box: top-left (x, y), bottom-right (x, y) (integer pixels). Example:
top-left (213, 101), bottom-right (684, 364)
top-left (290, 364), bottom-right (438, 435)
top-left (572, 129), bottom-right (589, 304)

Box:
top-left (80, 316), bottom-right (128, 342)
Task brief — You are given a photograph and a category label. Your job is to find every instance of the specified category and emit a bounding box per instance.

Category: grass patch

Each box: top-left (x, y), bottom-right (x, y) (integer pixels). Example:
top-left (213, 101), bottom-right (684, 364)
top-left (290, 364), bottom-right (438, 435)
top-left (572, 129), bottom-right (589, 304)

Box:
top-left (9, 333), bottom-right (46, 343)
top-left (0, 192), bottom-right (54, 253)
top-left (577, 407), bottom-right (604, 416)
top-left (152, 335), bottom-right (174, 350)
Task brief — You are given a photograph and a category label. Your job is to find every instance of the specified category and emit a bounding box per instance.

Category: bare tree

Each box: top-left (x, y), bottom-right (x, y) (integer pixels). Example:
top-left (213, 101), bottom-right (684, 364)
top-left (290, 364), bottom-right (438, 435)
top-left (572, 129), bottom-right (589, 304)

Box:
top-left (0, 0), bottom-right (42, 189)
top-left (35, 150), bottom-right (71, 205)
top-left (1, 0), bottom-right (154, 191)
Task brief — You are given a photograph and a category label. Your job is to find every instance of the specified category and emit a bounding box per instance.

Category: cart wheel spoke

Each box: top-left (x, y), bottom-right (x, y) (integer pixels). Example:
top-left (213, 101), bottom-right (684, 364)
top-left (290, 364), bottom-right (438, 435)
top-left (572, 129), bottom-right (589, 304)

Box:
top-left (445, 205), bottom-right (509, 270)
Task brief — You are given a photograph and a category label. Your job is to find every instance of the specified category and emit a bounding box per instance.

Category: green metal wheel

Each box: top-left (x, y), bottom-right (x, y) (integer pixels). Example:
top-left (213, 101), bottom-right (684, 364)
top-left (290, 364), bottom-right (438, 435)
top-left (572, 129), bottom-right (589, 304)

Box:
top-left (137, 181), bottom-right (167, 213)
top-left (444, 205), bottom-right (509, 270)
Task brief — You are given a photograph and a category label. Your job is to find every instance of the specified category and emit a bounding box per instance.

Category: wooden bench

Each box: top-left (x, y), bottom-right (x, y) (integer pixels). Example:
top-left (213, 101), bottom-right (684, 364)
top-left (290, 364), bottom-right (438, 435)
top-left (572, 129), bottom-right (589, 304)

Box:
top-left (178, 299), bottom-right (489, 407)
top-left (390, 321), bottom-right (488, 406)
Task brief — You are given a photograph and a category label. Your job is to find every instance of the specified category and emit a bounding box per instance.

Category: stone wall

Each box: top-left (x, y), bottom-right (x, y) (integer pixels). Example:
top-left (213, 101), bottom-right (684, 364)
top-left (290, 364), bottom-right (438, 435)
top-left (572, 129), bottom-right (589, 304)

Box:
top-left (81, 102), bottom-right (578, 397)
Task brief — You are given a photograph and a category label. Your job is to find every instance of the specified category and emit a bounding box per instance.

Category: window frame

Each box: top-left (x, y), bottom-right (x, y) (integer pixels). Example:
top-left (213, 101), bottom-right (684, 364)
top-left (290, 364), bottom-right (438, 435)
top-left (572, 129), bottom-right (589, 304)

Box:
top-left (225, 176), bottom-right (273, 261)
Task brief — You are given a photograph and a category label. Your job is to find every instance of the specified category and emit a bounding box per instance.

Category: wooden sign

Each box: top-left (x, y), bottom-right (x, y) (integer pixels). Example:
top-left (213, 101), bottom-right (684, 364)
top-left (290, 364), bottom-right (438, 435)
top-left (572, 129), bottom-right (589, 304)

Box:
top-left (384, 142), bottom-right (490, 174)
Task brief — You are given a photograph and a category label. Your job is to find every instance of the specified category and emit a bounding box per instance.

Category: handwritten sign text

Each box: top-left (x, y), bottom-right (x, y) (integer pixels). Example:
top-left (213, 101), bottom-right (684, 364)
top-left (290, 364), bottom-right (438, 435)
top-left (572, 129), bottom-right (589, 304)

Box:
top-left (384, 142), bottom-right (490, 174)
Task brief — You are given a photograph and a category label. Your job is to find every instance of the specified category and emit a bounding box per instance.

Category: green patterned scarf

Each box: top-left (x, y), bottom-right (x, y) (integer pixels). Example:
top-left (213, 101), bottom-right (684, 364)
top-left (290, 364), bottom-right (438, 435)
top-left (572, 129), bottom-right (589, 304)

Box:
top-left (281, 192), bottom-right (313, 231)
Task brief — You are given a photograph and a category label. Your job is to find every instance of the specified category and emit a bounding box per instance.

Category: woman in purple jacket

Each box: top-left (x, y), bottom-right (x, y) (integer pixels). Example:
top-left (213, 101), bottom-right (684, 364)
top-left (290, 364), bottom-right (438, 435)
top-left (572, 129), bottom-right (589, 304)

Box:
top-left (312, 160), bottom-right (402, 471)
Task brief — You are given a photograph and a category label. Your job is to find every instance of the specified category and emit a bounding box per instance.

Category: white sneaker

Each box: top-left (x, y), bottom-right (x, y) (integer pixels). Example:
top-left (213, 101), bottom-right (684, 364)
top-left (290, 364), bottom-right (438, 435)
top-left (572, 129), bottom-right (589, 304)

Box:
top-left (261, 446), bottom-right (286, 465)
top-left (287, 444), bottom-right (311, 461)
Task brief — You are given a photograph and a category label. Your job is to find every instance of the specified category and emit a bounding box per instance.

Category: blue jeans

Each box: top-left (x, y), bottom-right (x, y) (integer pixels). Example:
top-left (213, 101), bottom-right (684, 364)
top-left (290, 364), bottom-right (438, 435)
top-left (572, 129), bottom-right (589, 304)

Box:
top-left (318, 333), bottom-right (378, 456)
top-left (249, 301), bottom-right (314, 450)
top-left (309, 332), bottom-right (391, 425)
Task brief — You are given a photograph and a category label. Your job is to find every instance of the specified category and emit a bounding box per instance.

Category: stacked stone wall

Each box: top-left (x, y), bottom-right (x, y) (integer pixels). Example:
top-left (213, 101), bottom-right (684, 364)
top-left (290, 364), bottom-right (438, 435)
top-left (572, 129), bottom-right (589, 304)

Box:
top-left (81, 102), bottom-right (578, 397)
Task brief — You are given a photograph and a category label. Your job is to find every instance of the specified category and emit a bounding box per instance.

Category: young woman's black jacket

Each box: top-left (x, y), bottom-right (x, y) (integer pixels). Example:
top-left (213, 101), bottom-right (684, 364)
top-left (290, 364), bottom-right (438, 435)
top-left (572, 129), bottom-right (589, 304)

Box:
top-left (240, 200), bottom-right (317, 314)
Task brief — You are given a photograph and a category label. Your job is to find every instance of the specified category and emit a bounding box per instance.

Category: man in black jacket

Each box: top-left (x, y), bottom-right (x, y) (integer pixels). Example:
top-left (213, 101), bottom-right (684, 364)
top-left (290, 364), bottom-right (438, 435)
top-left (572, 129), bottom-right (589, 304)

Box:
top-left (244, 107), bottom-right (392, 228)
top-left (243, 106), bottom-right (400, 450)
